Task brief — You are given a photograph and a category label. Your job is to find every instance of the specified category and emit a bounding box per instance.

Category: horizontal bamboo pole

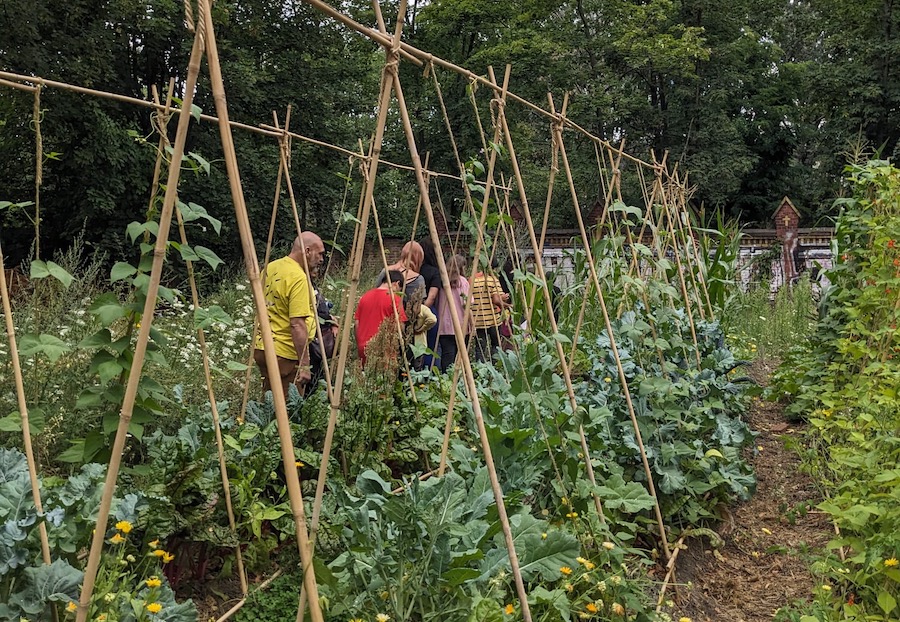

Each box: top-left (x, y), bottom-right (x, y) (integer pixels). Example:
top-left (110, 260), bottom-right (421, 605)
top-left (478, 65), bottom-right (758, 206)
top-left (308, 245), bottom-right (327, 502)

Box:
top-left (0, 70), bottom-right (497, 188)
top-left (299, 0), bottom-right (653, 168)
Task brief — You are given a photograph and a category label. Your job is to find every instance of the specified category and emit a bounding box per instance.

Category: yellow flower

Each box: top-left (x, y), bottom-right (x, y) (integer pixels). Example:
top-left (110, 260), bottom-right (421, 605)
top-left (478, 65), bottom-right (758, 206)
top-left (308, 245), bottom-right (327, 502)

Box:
top-left (560, 566), bottom-right (573, 576)
top-left (604, 377), bottom-right (612, 383)
top-left (295, 461), bottom-right (304, 468)
top-left (885, 558), bottom-right (899, 567)
top-left (820, 585), bottom-right (831, 591)
top-left (162, 552), bottom-right (175, 563)
top-left (566, 512), bottom-right (578, 519)
top-left (584, 561), bottom-right (596, 570)
top-left (611, 602), bottom-right (625, 616)
top-left (115, 520), bottom-right (133, 534)
top-left (109, 533), bottom-right (126, 545)
top-left (504, 604), bottom-right (514, 615)
top-left (66, 602), bottom-right (78, 613)
top-left (146, 602), bottom-right (163, 614)
top-left (376, 615), bottom-right (390, 622)
top-left (148, 539), bottom-right (160, 550)
top-left (576, 556), bottom-right (588, 565)
top-left (146, 576), bottom-right (162, 588)
top-left (349, 619), bottom-right (364, 622)
top-left (679, 618), bottom-right (692, 622)
top-left (97, 615), bottom-right (107, 622)
top-left (586, 602), bottom-right (599, 613)
top-left (152, 549), bottom-right (166, 558)
top-left (541, 532), bottom-right (548, 539)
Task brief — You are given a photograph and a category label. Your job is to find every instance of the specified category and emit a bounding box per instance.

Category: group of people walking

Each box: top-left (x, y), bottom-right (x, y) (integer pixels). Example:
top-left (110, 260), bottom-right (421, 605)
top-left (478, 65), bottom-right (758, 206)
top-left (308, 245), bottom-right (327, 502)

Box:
top-left (252, 232), bottom-right (513, 397)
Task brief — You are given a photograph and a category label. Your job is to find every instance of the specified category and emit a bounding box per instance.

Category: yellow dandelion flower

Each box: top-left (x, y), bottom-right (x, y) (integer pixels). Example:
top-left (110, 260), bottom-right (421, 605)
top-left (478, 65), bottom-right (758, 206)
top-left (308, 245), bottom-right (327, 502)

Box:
top-left (162, 552), bottom-right (175, 563)
top-left (295, 461), bottom-right (304, 468)
top-left (148, 539), bottom-right (160, 550)
top-left (885, 558), bottom-right (899, 567)
top-left (146, 602), bottom-right (163, 614)
top-left (109, 533), bottom-right (126, 545)
top-left (560, 566), bottom-right (573, 576)
top-left (504, 604), bottom-right (514, 614)
top-left (679, 618), bottom-right (692, 622)
top-left (586, 602), bottom-right (599, 613)
top-left (611, 602), bottom-right (625, 616)
top-left (376, 614), bottom-right (390, 622)
top-left (66, 602), bottom-right (78, 613)
top-left (561, 497), bottom-right (568, 505)
top-left (541, 532), bottom-right (548, 539)
top-left (576, 556), bottom-right (588, 565)
top-left (146, 577), bottom-right (162, 588)
top-left (115, 520), bottom-right (133, 534)
top-left (152, 549), bottom-right (166, 558)
top-left (584, 561), bottom-right (596, 570)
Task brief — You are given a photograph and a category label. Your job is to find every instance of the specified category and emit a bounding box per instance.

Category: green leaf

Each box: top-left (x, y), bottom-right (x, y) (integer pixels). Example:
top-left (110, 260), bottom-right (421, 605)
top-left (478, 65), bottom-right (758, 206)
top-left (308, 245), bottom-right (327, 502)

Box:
top-left (110, 262), bottom-right (137, 283)
top-left (188, 151), bottom-right (210, 175)
top-left (595, 474), bottom-right (657, 513)
top-left (79, 329), bottom-right (113, 349)
top-left (178, 243), bottom-right (200, 262)
top-left (0, 409), bottom-right (45, 435)
top-left (30, 260), bottom-right (74, 288)
top-left (126, 221), bottom-right (159, 243)
top-left (194, 245), bottom-right (223, 271)
top-left (194, 305), bottom-right (233, 330)
top-left (8, 559), bottom-right (83, 615)
top-left (18, 333), bottom-right (70, 362)
top-left (878, 590), bottom-right (897, 615)
top-left (177, 201), bottom-right (221, 234)
top-left (56, 440), bottom-right (86, 463)
top-left (90, 293), bottom-right (128, 326)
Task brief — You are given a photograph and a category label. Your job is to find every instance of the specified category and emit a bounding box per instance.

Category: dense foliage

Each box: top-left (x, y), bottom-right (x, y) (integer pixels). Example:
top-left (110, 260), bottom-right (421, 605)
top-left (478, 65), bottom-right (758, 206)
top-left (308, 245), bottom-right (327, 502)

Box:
top-left (2, 0), bottom-right (900, 267)
top-left (0, 190), bottom-right (760, 619)
top-left (770, 160), bottom-right (900, 621)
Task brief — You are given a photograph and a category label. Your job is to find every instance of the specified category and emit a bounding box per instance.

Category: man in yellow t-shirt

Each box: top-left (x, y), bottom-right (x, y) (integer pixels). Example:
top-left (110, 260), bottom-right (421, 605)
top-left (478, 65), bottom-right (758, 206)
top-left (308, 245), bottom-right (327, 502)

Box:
top-left (253, 232), bottom-right (325, 397)
top-left (470, 259), bottom-right (511, 362)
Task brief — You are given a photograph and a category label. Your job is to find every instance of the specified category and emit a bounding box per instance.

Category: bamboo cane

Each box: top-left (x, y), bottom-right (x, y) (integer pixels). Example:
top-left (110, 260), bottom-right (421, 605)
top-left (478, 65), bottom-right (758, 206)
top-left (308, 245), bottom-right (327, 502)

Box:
top-left (198, 0), bottom-right (323, 618)
top-left (485, 68), bottom-right (607, 530)
top-left (238, 126), bottom-right (287, 423)
top-left (0, 239), bottom-right (53, 567)
top-left (390, 50), bottom-right (535, 621)
top-left (547, 92), bottom-right (670, 560)
top-left (151, 81), bottom-right (249, 595)
top-left (75, 23), bottom-right (206, 622)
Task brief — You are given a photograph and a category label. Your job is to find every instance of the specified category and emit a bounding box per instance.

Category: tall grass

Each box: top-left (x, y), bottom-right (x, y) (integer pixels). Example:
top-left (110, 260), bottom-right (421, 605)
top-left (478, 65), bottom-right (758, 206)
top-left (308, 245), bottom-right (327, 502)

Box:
top-left (723, 277), bottom-right (817, 362)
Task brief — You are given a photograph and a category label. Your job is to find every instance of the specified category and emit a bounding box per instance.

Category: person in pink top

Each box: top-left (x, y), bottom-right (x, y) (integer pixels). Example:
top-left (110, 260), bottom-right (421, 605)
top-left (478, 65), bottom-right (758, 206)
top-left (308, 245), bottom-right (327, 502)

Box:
top-left (436, 255), bottom-right (471, 372)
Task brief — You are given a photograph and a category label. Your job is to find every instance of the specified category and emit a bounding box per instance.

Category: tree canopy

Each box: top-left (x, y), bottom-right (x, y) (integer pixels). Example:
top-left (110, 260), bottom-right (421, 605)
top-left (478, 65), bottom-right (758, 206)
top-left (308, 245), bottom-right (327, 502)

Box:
top-left (1, 0), bottom-right (897, 266)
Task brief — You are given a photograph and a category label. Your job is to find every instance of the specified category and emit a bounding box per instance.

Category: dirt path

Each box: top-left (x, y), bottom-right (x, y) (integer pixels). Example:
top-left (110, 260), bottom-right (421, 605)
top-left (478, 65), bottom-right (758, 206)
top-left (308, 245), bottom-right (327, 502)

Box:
top-left (672, 361), bottom-right (832, 621)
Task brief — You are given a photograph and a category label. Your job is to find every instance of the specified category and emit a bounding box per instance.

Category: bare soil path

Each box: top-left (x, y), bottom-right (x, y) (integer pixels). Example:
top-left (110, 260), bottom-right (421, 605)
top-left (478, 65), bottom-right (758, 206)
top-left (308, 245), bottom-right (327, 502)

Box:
top-left (673, 361), bottom-right (832, 621)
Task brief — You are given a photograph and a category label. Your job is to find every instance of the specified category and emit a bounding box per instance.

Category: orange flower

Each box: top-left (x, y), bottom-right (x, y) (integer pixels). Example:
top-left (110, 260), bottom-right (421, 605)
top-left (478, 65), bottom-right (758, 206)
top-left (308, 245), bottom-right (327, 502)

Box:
top-left (504, 604), bottom-right (514, 615)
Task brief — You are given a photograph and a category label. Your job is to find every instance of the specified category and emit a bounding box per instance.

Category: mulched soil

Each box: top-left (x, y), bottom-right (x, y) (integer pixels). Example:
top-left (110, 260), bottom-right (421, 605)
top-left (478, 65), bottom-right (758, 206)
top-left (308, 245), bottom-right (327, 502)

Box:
top-left (670, 359), bottom-right (833, 621)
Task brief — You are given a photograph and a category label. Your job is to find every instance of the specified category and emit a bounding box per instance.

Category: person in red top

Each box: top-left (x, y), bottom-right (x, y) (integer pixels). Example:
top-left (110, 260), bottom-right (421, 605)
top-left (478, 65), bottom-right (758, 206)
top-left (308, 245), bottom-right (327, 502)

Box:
top-left (355, 269), bottom-right (407, 366)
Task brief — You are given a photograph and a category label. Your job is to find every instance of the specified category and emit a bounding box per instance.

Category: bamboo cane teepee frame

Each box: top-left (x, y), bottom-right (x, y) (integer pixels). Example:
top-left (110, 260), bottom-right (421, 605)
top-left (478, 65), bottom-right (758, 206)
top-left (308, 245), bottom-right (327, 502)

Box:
top-left (0, 0), bottom-right (725, 617)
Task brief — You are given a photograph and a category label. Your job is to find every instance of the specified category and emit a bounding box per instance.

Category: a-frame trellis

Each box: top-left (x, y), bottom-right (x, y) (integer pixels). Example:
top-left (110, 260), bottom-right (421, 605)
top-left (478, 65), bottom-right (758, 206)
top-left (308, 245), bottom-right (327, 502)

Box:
top-left (0, 0), bottom-right (721, 620)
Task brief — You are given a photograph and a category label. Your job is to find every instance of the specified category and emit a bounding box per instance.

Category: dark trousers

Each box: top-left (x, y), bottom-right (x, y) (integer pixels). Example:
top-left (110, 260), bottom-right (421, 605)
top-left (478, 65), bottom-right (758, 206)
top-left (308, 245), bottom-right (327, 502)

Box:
top-left (474, 326), bottom-right (500, 363)
top-left (437, 334), bottom-right (462, 373)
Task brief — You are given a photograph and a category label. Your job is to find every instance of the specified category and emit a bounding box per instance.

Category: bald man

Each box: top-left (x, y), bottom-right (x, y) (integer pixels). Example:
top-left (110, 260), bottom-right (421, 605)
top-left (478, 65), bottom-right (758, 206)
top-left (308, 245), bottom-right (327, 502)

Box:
top-left (254, 232), bottom-right (326, 396)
